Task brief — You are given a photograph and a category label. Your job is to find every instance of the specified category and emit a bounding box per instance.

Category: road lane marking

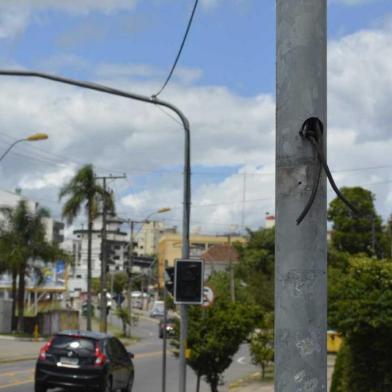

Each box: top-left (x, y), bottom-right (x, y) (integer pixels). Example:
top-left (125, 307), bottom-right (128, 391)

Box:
top-left (0, 369), bottom-right (33, 377)
top-left (0, 378), bottom-right (34, 390)
top-left (135, 350), bottom-right (163, 359)
top-left (237, 356), bottom-right (247, 365)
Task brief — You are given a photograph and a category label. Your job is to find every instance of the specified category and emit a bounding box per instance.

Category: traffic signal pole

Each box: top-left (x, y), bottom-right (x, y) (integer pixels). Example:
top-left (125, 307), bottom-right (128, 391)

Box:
top-left (276, 1), bottom-right (327, 391)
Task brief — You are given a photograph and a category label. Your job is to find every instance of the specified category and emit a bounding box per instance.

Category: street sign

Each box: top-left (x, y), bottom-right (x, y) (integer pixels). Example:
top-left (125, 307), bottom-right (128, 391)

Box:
top-left (201, 286), bottom-right (214, 308)
top-left (174, 259), bottom-right (204, 304)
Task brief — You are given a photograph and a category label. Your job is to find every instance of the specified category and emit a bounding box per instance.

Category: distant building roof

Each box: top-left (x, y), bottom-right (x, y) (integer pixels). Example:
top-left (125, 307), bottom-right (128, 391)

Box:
top-left (202, 244), bottom-right (239, 264)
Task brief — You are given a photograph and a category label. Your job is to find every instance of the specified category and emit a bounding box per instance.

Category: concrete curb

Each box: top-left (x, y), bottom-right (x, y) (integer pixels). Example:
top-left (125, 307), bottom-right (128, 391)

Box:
top-left (0, 335), bottom-right (46, 342)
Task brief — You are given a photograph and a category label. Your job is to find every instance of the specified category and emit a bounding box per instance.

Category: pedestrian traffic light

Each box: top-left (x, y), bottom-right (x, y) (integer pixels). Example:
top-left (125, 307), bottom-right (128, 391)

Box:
top-left (165, 266), bottom-right (175, 295)
top-left (174, 259), bottom-right (204, 304)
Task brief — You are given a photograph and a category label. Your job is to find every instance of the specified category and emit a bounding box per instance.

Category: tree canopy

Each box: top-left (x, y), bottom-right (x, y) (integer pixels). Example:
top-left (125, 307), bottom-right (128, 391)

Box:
top-left (327, 187), bottom-right (387, 258)
top-left (329, 257), bottom-right (392, 391)
top-left (180, 272), bottom-right (260, 392)
top-left (0, 200), bottom-right (68, 332)
top-left (235, 227), bottom-right (275, 311)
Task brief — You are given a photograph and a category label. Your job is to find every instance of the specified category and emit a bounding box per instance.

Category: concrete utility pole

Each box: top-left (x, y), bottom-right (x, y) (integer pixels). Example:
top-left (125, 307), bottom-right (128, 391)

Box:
top-left (276, 1), bottom-right (327, 391)
top-left (96, 174), bottom-right (126, 333)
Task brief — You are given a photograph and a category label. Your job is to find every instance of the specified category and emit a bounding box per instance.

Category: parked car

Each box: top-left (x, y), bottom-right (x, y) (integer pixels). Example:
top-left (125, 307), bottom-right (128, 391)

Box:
top-left (35, 330), bottom-right (134, 392)
top-left (158, 318), bottom-right (176, 338)
top-left (149, 300), bottom-right (164, 318)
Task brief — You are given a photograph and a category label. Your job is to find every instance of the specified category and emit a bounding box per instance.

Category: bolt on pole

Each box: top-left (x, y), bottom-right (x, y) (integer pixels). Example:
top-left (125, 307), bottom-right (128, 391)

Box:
top-left (276, 1), bottom-right (327, 391)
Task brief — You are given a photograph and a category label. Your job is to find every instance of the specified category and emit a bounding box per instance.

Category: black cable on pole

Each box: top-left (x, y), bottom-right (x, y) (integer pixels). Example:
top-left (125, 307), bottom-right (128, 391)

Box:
top-left (152, 0), bottom-right (199, 98)
top-left (296, 117), bottom-right (358, 225)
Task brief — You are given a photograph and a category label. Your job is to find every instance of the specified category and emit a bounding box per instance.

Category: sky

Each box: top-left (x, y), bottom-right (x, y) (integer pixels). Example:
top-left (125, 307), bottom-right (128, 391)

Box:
top-left (0, 0), bottom-right (391, 236)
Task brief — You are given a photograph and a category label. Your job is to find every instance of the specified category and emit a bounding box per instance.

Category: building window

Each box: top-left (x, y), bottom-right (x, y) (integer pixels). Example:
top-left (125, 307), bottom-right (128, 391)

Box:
top-left (76, 274), bottom-right (82, 279)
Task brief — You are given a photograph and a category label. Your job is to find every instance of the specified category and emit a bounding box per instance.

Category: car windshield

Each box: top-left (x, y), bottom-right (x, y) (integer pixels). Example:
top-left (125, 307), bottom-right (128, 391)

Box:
top-left (51, 336), bottom-right (96, 353)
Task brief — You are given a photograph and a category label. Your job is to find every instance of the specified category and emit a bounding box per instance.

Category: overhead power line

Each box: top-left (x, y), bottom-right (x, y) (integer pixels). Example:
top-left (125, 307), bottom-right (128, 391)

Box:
top-left (153, 0), bottom-right (200, 97)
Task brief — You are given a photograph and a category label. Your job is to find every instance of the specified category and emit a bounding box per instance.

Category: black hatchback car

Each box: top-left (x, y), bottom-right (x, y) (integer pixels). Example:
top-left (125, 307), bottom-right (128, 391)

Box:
top-left (35, 330), bottom-right (134, 392)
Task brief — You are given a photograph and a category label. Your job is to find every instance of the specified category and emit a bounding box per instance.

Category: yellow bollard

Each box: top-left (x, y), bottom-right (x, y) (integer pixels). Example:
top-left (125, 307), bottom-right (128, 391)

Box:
top-left (34, 324), bottom-right (40, 341)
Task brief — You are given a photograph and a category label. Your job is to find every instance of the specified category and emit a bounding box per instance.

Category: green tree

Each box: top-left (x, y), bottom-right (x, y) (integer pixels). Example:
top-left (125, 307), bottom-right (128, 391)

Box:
top-left (235, 227), bottom-right (274, 311)
top-left (0, 200), bottom-right (68, 332)
top-left (329, 257), bottom-right (392, 391)
top-left (172, 272), bottom-right (261, 392)
top-left (59, 164), bottom-right (113, 331)
top-left (327, 187), bottom-right (387, 258)
top-left (115, 306), bottom-right (138, 337)
top-left (250, 312), bottom-right (274, 380)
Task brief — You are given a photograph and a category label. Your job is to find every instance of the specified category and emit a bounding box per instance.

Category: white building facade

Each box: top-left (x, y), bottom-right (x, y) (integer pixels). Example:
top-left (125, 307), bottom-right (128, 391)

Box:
top-left (68, 214), bottom-right (129, 294)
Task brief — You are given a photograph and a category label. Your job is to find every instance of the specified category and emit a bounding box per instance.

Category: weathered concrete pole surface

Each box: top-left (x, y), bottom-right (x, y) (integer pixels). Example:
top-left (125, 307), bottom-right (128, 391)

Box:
top-left (275, 1), bottom-right (327, 391)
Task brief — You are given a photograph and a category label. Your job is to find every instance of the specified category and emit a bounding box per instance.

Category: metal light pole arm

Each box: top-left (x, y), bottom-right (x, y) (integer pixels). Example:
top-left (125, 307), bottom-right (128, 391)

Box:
top-left (0, 71), bottom-right (191, 240)
top-left (0, 138), bottom-right (25, 162)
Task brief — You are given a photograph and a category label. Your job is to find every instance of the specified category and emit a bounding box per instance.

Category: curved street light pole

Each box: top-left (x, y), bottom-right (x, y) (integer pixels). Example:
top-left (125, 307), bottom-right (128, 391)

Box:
top-left (0, 133), bottom-right (48, 162)
top-left (0, 70), bottom-right (191, 392)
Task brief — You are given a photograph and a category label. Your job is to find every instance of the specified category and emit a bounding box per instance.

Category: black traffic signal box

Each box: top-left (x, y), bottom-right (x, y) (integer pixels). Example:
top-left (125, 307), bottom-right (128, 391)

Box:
top-left (165, 266), bottom-right (175, 295)
top-left (174, 259), bottom-right (204, 304)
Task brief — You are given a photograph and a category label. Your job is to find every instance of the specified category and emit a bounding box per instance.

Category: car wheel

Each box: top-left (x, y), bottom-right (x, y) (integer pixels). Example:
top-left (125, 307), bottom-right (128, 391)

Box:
top-left (100, 377), bottom-right (112, 392)
top-left (122, 376), bottom-right (134, 392)
top-left (34, 383), bottom-right (47, 392)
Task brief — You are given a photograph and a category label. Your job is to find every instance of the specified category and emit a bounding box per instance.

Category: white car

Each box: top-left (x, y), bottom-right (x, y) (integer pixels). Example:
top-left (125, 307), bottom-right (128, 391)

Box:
top-left (150, 301), bottom-right (164, 318)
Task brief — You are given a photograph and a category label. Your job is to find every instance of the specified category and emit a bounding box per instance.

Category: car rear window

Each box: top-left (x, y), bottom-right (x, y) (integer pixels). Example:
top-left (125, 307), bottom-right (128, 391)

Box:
top-left (51, 335), bottom-right (96, 353)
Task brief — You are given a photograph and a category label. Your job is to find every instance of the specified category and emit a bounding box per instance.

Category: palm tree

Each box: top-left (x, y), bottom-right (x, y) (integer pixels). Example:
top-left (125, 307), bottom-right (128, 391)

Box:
top-left (59, 164), bottom-right (113, 331)
top-left (0, 200), bottom-right (65, 332)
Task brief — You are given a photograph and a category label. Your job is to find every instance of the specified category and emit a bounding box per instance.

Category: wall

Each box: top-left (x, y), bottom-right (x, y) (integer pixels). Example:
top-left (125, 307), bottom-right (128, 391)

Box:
top-left (0, 299), bottom-right (13, 333)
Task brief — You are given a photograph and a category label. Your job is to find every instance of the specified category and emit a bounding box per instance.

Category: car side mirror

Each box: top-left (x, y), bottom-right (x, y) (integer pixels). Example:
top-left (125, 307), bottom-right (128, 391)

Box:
top-left (128, 351), bottom-right (134, 359)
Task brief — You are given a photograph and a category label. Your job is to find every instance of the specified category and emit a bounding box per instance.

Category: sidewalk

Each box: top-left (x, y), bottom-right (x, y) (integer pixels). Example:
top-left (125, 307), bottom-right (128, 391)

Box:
top-left (0, 338), bottom-right (43, 363)
top-left (229, 356), bottom-right (335, 391)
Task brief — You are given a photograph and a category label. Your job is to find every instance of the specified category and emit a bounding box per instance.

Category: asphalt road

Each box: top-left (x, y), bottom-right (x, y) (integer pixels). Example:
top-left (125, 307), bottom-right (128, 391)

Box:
top-left (0, 313), bottom-right (257, 392)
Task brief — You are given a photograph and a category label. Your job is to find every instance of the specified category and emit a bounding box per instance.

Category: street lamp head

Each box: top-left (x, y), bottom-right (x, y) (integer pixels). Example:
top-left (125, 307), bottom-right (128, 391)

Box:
top-left (157, 207), bottom-right (171, 213)
top-left (26, 133), bottom-right (48, 142)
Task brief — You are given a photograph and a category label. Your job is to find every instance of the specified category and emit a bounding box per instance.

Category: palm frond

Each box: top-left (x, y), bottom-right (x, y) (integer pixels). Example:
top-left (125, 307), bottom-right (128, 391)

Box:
top-left (61, 193), bottom-right (85, 224)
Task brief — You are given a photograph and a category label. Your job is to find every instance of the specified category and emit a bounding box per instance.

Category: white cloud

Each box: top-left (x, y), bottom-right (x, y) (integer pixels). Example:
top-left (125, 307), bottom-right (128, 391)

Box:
top-left (328, 23), bottom-right (392, 142)
top-left (200, 0), bottom-right (249, 10)
top-left (0, 5), bottom-right (29, 38)
top-left (19, 166), bottom-right (76, 190)
top-left (1, 16), bottom-right (392, 232)
top-left (0, 0), bottom-right (139, 38)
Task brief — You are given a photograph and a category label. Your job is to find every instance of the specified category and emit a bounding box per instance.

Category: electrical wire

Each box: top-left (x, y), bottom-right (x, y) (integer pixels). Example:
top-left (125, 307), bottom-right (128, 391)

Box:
top-left (152, 0), bottom-right (200, 97)
top-left (296, 118), bottom-right (358, 225)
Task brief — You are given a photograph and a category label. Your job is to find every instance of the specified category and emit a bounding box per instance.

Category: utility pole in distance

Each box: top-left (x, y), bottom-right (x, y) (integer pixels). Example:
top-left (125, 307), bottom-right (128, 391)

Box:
top-left (276, 1), bottom-right (327, 391)
top-left (96, 174), bottom-right (126, 333)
